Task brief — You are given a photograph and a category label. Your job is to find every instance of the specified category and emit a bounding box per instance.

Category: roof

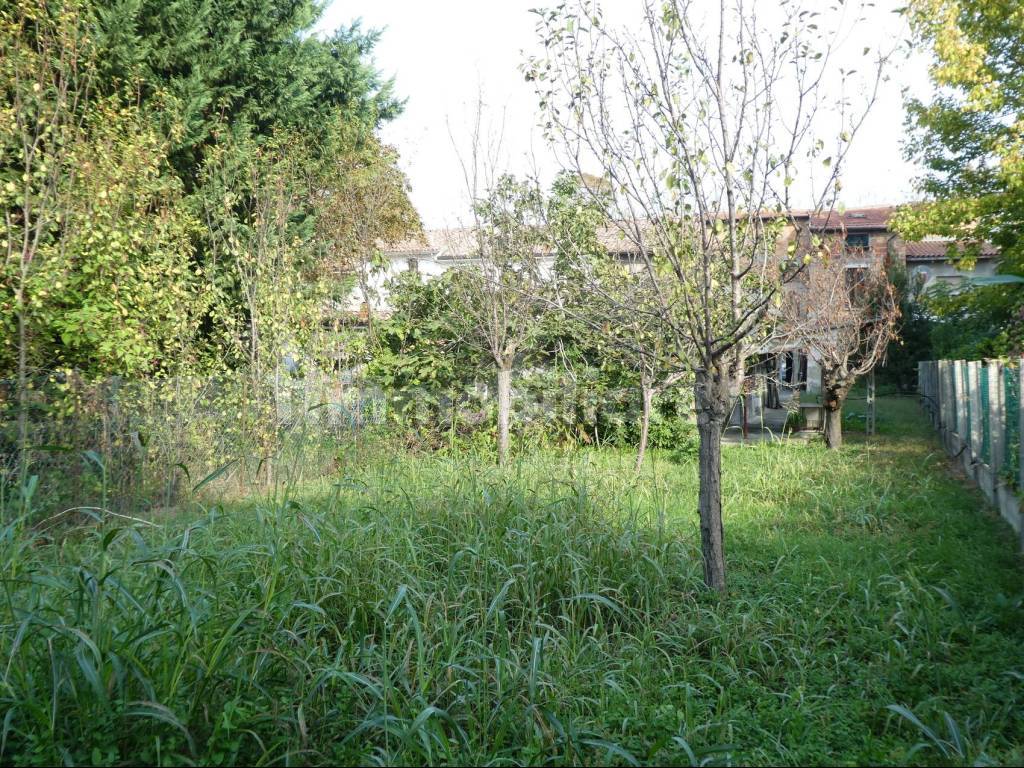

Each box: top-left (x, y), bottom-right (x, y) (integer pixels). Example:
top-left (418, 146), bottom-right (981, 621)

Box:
top-left (905, 240), bottom-right (999, 260)
top-left (795, 205), bottom-right (896, 232)
top-left (382, 205), bottom-right (1000, 260)
top-left (382, 225), bottom-right (645, 259)
top-left (383, 236), bottom-right (434, 257)
top-left (380, 228), bottom-right (487, 259)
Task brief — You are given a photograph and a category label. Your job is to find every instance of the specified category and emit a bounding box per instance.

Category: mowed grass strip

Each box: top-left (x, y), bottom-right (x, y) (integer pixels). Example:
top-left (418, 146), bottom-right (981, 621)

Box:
top-left (0, 397), bottom-right (1021, 765)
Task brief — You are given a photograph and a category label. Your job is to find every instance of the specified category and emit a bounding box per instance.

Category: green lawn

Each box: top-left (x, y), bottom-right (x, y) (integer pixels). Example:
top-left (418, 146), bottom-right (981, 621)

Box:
top-left (1, 396), bottom-right (1022, 765)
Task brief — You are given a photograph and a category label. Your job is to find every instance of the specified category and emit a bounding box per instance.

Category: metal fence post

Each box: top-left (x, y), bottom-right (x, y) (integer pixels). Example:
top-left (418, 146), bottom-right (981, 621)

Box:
top-left (867, 371), bottom-right (876, 436)
top-left (923, 362), bottom-right (929, 421)
top-left (921, 361), bottom-right (931, 425)
top-left (952, 361), bottom-right (960, 435)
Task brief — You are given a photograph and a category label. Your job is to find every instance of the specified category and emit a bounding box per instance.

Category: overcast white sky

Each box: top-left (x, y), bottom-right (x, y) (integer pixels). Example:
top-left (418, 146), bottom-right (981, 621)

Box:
top-left (316, 0), bottom-right (934, 229)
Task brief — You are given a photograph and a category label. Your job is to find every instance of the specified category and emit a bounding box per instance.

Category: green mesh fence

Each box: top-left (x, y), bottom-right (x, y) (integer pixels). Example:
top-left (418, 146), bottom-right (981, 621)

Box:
top-left (1006, 364), bottom-right (1020, 486)
top-left (980, 364), bottom-right (991, 464)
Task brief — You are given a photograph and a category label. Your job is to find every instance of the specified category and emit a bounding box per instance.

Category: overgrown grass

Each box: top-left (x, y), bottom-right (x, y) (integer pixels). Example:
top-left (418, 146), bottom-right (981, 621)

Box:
top-left (0, 397), bottom-right (1021, 765)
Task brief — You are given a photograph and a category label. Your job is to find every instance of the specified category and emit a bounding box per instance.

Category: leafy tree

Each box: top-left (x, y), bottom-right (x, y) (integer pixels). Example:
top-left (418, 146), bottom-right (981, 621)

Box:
top-left (879, 263), bottom-right (933, 391)
top-left (367, 270), bottom-right (485, 444)
top-left (90, 0), bottom-right (400, 183)
top-left (447, 175), bottom-right (549, 465)
top-left (895, 0), bottom-right (1024, 355)
top-left (317, 128), bottom-right (421, 341)
top-left (545, 172), bottom-right (693, 469)
top-left (2, 0), bottom-right (92, 464)
top-left (540, 174), bottom-right (624, 441)
top-left (1, 0), bottom-right (213, 492)
top-left (528, 0), bottom-right (885, 590)
top-left (86, 0), bottom-right (415, 376)
top-left (33, 99), bottom-right (205, 376)
top-left (199, 132), bottom-right (324, 374)
top-left (1, 0), bottom-right (418, 499)
top-left (2, 0), bottom-right (410, 379)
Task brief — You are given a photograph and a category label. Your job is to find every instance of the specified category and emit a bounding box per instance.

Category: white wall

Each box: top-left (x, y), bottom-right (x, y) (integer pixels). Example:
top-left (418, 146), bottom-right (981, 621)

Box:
top-left (345, 254), bottom-right (447, 314)
top-left (347, 252), bottom-right (558, 314)
top-left (909, 258), bottom-right (996, 292)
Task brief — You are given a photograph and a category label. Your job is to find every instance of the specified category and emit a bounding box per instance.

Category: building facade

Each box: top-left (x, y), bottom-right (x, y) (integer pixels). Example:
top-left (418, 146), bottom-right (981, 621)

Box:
top-left (357, 205), bottom-right (998, 433)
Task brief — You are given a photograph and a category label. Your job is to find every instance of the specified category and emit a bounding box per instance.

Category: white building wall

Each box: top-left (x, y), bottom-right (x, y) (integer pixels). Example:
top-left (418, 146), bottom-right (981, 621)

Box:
top-left (909, 258), bottom-right (996, 291)
top-left (345, 254), bottom-right (446, 314)
top-left (347, 252), bottom-right (558, 314)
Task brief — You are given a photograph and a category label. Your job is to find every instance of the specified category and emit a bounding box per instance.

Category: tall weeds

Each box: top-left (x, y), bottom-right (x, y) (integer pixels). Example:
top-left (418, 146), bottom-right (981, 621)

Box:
top-left (0, 397), bottom-right (1021, 765)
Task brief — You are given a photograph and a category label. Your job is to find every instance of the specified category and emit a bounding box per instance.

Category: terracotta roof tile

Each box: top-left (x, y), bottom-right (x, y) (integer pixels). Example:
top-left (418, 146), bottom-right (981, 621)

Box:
top-left (905, 240), bottom-right (999, 259)
top-left (796, 205), bottom-right (896, 231)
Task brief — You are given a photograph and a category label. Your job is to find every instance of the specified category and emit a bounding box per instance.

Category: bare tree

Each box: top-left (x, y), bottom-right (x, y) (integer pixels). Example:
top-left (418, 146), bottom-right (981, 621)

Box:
top-left (527, 0), bottom-right (887, 590)
top-left (781, 238), bottom-right (899, 449)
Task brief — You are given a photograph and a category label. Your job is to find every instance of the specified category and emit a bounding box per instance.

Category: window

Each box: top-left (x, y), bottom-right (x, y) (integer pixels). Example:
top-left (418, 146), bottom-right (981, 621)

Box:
top-left (845, 233), bottom-right (870, 250)
top-left (845, 265), bottom-right (868, 300)
top-left (782, 351), bottom-right (807, 386)
top-left (406, 257), bottom-right (419, 273)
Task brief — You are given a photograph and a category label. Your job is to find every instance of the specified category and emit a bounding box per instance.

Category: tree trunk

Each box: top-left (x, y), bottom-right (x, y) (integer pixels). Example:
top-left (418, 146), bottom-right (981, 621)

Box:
top-left (821, 379), bottom-right (848, 450)
top-left (496, 365), bottom-right (512, 465)
top-left (694, 366), bottom-right (731, 592)
top-left (823, 405), bottom-right (842, 449)
top-left (635, 384), bottom-right (654, 473)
